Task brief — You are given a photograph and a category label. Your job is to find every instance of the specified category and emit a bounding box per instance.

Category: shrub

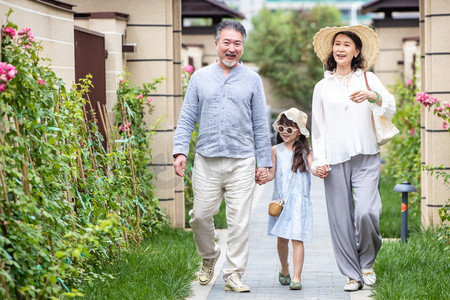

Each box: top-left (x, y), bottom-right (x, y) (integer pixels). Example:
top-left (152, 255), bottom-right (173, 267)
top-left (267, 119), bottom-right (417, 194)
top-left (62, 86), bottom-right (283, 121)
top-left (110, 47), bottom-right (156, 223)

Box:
top-left (0, 12), bottom-right (166, 298)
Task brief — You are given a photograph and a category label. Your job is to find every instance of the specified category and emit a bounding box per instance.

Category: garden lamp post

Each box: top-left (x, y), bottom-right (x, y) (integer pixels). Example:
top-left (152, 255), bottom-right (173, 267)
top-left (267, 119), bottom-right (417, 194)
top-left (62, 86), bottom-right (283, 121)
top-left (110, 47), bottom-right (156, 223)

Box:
top-left (393, 181), bottom-right (417, 244)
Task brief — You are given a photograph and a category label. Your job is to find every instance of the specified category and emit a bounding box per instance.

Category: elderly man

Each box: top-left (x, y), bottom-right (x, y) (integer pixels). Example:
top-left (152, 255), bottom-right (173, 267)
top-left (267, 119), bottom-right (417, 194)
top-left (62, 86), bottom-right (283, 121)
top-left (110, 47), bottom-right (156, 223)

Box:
top-left (173, 20), bottom-right (272, 293)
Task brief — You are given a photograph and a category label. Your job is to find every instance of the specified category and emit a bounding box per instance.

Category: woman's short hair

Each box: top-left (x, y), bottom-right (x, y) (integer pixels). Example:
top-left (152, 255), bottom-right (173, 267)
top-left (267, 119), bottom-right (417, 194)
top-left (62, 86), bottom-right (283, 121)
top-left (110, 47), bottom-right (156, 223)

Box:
top-left (325, 31), bottom-right (366, 71)
top-left (214, 20), bottom-right (246, 42)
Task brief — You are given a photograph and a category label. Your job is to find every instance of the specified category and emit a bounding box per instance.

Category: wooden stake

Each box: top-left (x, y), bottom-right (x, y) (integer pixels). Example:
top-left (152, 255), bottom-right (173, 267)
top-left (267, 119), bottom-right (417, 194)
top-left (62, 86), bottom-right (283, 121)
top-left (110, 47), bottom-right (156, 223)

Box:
top-left (0, 257), bottom-right (10, 299)
top-left (14, 117), bottom-right (30, 196)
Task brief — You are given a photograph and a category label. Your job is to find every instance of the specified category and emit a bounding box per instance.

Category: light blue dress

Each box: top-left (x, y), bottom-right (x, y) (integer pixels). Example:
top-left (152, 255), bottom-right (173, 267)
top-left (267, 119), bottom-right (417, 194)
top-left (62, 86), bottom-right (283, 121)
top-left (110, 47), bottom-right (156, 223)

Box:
top-left (267, 143), bottom-right (313, 242)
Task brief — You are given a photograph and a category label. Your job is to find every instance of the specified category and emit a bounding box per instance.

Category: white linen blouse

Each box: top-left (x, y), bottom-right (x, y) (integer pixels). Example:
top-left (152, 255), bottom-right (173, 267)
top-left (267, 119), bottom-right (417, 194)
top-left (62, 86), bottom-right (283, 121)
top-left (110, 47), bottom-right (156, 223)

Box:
top-left (311, 69), bottom-right (396, 168)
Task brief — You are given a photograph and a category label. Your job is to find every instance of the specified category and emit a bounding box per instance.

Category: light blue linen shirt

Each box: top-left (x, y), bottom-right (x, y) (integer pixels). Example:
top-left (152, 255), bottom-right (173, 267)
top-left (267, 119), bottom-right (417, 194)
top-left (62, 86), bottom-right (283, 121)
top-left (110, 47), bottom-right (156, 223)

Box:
top-left (173, 62), bottom-right (272, 168)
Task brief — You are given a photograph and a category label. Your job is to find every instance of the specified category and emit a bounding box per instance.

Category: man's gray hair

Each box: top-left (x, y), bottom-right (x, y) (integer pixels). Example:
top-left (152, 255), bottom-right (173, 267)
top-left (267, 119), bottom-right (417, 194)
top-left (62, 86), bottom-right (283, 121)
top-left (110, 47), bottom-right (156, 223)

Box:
top-left (214, 20), bottom-right (246, 42)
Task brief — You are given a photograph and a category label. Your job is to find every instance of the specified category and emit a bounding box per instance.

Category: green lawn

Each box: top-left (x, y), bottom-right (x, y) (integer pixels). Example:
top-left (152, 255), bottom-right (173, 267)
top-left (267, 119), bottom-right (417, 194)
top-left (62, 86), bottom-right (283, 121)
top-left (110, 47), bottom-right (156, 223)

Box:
top-left (374, 230), bottom-right (450, 299)
top-left (79, 227), bottom-right (200, 300)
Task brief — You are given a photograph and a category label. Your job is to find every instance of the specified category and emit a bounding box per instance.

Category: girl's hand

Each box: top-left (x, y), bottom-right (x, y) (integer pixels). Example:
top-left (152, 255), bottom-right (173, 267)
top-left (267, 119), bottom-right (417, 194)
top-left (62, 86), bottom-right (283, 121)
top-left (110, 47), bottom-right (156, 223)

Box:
top-left (349, 90), bottom-right (371, 103)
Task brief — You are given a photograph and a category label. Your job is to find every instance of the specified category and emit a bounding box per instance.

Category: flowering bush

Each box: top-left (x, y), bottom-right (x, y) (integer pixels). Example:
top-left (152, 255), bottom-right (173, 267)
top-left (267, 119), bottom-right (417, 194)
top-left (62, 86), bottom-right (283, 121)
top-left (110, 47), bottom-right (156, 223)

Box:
top-left (0, 11), bottom-right (166, 298)
top-left (383, 79), bottom-right (421, 206)
top-left (416, 91), bottom-right (450, 131)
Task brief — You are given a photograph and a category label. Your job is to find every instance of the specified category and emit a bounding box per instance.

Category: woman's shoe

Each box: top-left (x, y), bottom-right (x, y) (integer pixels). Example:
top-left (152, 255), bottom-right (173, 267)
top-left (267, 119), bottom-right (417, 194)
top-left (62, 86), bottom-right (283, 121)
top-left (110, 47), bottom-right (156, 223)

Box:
top-left (289, 281), bottom-right (302, 290)
top-left (344, 278), bottom-right (362, 291)
top-left (278, 272), bottom-right (291, 285)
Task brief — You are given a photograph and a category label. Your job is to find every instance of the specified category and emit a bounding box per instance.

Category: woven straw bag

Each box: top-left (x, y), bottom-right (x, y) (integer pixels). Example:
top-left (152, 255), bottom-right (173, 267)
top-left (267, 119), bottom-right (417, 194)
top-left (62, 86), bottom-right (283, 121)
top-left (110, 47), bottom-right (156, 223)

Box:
top-left (268, 171), bottom-right (293, 217)
top-left (268, 199), bottom-right (285, 217)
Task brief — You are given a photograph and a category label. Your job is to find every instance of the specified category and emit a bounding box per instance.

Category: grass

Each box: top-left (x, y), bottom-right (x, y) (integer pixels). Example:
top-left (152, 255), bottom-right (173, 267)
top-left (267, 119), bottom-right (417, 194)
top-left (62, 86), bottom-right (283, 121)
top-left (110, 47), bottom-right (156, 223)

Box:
top-left (79, 227), bottom-right (200, 300)
top-left (379, 173), bottom-right (421, 238)
top-left (373, 229), bottom-right (450, 299)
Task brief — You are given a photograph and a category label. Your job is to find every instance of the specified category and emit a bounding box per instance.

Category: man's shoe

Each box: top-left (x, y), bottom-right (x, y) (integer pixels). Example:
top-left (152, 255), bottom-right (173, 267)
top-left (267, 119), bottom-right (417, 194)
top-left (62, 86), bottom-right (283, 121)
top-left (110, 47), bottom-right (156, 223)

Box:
top-left (362, 268), bottom-right (376, 286)
top-left (344, 278), bottom-right (362, 292)
top-left (224, 273), bottom-right (250, 292)
top-left (198, 249), bottom-right (221, 285)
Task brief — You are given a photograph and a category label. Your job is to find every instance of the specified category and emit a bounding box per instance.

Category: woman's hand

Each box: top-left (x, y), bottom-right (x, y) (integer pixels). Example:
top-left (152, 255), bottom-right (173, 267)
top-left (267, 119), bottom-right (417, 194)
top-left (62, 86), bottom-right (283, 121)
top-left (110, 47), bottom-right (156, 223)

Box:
top-left (349, 90), bottom-right (371, 103)
top-left (317, 165), bottom-right (330, 179)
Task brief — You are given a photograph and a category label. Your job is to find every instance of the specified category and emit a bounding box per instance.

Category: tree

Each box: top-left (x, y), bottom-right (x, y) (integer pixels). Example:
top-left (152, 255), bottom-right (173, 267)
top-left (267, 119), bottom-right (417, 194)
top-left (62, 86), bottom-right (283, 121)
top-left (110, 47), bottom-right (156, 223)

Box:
top-left (244, 6), bottom-right (341, 111)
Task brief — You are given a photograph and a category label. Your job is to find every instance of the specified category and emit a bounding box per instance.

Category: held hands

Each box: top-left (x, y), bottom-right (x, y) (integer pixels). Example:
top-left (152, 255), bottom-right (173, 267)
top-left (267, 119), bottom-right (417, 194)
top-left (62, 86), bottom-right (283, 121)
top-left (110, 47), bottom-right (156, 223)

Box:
top-left (255, 167), bottom-right (268, 185)
top-left (173, 154), bottom-right (187, 177)
top-left (317, 165), bottom-right (330, 179)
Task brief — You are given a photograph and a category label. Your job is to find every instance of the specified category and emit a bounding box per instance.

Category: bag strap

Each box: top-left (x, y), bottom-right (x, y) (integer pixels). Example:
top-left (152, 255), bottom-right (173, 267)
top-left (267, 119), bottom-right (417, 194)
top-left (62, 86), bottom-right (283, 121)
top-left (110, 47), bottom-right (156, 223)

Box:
top-left (281, 171), bottom-right (294, 201)
top-left (364, 71), bottom-right (371, 91)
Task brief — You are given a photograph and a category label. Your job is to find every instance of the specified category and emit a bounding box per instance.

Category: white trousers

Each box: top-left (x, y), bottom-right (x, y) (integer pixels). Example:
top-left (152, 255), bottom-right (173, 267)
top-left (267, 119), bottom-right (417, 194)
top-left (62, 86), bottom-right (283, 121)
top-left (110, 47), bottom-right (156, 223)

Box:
top-left (190, 154), bottom-right (256, 280)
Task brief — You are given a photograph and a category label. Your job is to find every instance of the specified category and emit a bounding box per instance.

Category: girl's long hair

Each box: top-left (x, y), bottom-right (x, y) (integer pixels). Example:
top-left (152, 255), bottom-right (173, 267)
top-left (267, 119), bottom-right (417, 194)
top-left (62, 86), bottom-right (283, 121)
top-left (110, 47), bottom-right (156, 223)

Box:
top-left (276, 115), bottom-right (311, 173)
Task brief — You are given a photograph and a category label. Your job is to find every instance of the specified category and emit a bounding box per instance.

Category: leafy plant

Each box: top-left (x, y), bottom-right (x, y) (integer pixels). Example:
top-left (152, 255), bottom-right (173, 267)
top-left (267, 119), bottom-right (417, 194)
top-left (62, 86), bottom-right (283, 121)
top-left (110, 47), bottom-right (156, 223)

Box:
top-left (383, 79), bottom-right (421, 204)
top-left (0, 11), bottom-right (166, 299)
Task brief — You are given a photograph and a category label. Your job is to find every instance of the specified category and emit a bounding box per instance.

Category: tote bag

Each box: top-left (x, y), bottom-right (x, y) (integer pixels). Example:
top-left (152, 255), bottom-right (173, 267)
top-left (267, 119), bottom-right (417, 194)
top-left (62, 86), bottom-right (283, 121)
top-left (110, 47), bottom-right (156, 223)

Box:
top-left (364, 72), bottom-right (399, 146)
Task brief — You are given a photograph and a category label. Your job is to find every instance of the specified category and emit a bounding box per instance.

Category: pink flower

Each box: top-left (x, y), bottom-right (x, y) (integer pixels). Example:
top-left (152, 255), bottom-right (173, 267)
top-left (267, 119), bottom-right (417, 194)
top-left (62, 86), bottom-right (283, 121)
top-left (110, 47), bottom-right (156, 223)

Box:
top-left (406, 79), bottom-right (413, 86)
top-left (119, 79), bottom-right (124, 85)
top-left (0, 83), bottom-right (5, 92)
top-left (136, 94), bottom-right (143, 100)
top-left (38, 79), bottom-right (45, 85)
top-left (7, 69), bottom-right (16, 80)
top-left (443, 101), bottom-right (450, 108)
top-left (409, 128), bottom-right (415, 135)
top-left (443, 122), bottom-right (447, 130)
top-left (2, 27), bottom-right (15, 39)
top-left (0, 74), bottom-right (7, 82)
top-left (184, 64), bottom-right (194, 74)
top-left (147, 97), bottom-right (153, 102)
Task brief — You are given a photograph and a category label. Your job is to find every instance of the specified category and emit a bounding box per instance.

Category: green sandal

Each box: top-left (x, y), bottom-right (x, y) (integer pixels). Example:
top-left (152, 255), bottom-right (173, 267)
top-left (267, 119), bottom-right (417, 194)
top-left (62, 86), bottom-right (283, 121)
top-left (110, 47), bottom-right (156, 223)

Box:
top-left (289, 281), bottom-right (302, 290)
top-left (278, 272), bottom-right (291, 285)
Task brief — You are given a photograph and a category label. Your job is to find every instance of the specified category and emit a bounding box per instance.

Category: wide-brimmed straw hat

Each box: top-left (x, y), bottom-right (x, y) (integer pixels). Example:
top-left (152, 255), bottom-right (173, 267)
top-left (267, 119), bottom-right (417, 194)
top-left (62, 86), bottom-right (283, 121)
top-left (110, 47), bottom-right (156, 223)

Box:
top-left (312, 25), bottom-right (380, 70)
top-left (272, 108), bottom-right (309, 138)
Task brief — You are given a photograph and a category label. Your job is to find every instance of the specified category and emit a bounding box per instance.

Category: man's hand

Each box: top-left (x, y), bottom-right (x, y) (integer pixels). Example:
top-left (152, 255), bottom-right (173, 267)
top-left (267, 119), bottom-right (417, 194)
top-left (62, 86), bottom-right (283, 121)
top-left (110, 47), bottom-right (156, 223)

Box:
top-left (173, 154), bottom-right (187, 177)
top-left (255, 167), bottom-right (268, 185)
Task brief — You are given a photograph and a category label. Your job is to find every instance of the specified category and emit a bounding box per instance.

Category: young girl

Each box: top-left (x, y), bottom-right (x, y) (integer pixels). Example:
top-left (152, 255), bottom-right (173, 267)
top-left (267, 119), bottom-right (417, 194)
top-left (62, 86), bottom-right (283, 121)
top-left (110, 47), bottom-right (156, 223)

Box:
top-left (259, 108), bottom-right (322, 290)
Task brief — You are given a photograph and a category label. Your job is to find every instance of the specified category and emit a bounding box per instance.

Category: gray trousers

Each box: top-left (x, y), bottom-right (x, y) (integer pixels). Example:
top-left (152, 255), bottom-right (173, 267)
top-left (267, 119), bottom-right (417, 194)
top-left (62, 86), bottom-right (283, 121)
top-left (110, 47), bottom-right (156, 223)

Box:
top-left (323, 153), bottom-right (382, 283)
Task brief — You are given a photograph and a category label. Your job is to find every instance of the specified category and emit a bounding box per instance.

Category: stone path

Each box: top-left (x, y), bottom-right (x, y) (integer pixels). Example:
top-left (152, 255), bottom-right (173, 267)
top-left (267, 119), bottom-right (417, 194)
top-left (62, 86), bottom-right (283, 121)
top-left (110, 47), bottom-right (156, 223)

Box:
top-left (188, 175), bottom-right (372, 300)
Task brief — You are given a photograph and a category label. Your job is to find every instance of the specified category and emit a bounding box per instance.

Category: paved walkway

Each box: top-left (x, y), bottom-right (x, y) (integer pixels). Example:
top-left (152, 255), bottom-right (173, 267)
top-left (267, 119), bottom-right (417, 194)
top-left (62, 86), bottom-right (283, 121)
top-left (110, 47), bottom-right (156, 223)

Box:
top-left (188, 176), bottom-right (372, 300)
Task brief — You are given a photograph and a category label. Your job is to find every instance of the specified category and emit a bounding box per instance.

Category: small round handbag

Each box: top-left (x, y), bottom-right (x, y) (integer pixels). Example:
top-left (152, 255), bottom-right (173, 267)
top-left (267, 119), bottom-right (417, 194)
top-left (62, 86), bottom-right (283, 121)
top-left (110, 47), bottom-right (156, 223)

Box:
top-left (268, 199), bottom-right (285, 217)
top-left (268, 172), bottom-right (293, 217)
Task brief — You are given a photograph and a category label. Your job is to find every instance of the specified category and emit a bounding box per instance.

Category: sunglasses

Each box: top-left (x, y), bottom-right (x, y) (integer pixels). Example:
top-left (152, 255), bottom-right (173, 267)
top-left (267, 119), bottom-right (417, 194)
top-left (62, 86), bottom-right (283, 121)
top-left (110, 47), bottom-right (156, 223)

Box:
top-left (277, 125), bottom-right (299, 135)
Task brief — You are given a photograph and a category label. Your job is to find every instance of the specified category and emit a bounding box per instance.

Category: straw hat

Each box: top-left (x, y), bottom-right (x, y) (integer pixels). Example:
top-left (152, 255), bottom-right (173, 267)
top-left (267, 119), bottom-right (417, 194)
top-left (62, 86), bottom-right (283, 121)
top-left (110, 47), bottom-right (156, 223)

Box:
top-left (312, 25), bottom-right (380, 70)
top-left (272, 108), bottom-right (309, 138)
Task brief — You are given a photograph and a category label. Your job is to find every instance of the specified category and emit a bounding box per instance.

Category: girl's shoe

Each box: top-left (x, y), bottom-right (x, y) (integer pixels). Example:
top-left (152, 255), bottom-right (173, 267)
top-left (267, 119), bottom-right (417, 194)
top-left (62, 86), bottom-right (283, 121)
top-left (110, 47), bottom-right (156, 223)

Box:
top-left (278, 272), bottom-right (291, 285)
top-left (289, 281), bottom-right (302, 290)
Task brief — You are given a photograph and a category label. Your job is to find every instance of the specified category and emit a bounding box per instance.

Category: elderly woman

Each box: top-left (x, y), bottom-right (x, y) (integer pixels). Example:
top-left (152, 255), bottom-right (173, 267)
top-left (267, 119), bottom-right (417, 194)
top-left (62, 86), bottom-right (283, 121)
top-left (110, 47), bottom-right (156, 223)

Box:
top-left (311, 25), bottom-right (396, 291)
